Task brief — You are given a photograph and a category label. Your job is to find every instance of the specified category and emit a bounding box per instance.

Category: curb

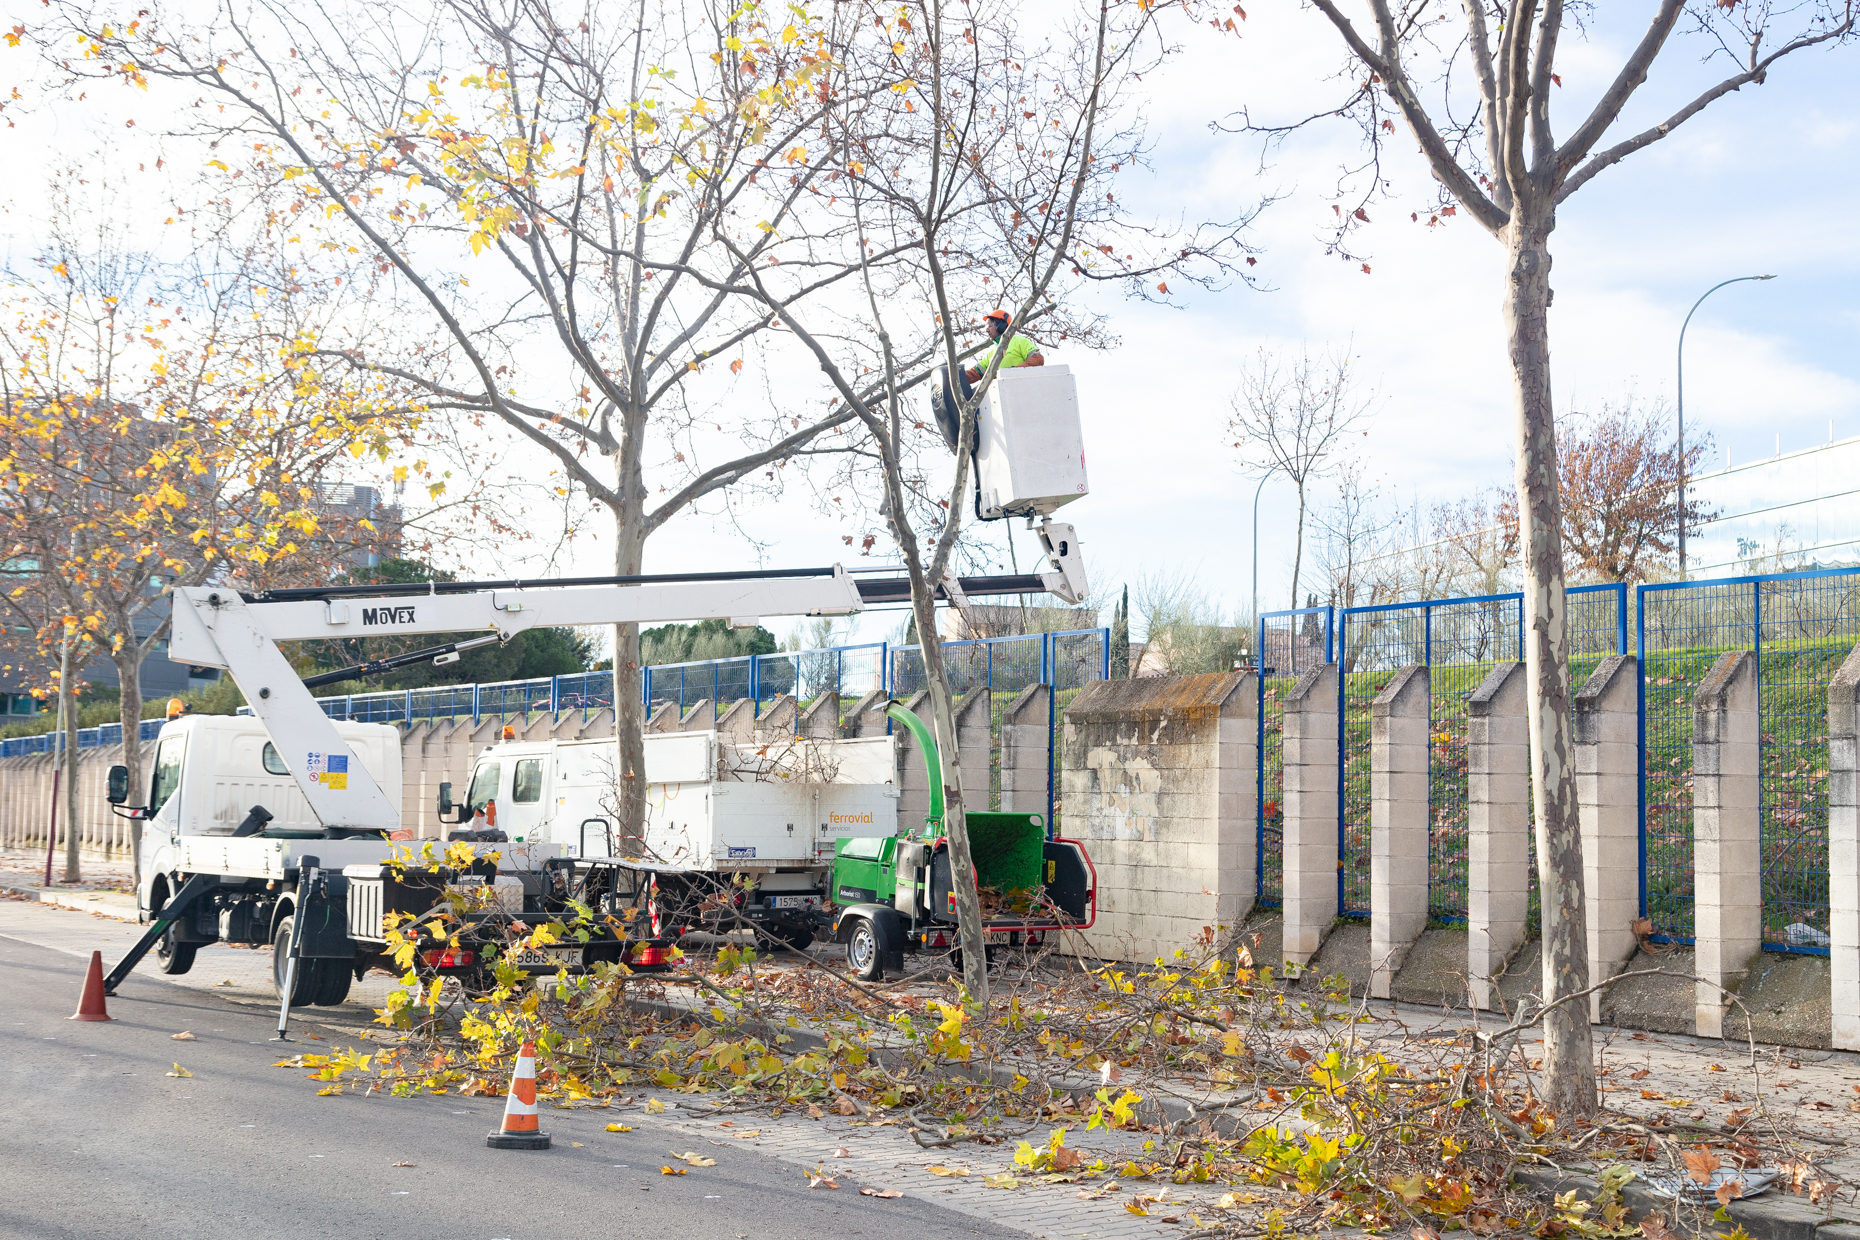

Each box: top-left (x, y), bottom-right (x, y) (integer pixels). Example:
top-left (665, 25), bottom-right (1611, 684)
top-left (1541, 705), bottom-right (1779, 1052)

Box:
top-left (1515, 1166), bottom-right (1851, 1240)
top-left (0, 878), bottom-right (138, 919)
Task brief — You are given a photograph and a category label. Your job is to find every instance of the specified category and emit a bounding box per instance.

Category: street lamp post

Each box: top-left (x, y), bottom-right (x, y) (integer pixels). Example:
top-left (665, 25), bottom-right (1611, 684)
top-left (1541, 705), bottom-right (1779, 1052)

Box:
top-left (1677, 274), bottom-right (1776, 577)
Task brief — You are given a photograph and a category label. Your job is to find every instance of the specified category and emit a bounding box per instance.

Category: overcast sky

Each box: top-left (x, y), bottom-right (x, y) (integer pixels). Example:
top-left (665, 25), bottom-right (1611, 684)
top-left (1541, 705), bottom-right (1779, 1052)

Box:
top-left (5, 2), bottom-right (1855, 647)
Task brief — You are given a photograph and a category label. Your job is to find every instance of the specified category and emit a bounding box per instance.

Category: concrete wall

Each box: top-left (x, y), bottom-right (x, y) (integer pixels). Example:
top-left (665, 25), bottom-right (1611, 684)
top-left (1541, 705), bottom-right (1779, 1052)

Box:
top-left (1059, 672), bottom-right (1256, 964)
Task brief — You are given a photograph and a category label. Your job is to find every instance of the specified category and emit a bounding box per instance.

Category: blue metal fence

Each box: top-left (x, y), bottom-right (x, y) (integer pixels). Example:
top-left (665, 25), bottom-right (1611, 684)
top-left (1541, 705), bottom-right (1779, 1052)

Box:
top-left (1263, 584), bottom-right (1628, 922)
top-left (1639, 566), bottom-right (1860, 956)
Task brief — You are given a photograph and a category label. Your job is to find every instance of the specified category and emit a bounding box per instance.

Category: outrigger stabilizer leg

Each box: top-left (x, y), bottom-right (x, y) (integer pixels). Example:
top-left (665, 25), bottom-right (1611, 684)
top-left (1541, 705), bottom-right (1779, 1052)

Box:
top-left (101, 871), bottom-right (221, 995)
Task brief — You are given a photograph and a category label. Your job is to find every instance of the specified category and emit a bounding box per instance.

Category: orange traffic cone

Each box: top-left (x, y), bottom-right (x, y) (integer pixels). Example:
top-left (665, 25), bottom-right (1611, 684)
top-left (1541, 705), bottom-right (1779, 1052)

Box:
top-left (70, 951), bottom-right (114, 1022)
top-left (486, 1040), bottom-right (550, 1149)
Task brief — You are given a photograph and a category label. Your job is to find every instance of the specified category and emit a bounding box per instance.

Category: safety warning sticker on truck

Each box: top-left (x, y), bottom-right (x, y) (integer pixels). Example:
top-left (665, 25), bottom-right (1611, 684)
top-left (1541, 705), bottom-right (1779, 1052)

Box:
top-left (303, 752), bottom-right (350, 790)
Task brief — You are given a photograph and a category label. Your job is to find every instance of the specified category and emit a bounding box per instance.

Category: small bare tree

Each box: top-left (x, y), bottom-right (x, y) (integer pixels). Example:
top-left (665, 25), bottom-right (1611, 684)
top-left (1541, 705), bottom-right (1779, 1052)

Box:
top-left (1229, 345), bottom-right (1371, 611)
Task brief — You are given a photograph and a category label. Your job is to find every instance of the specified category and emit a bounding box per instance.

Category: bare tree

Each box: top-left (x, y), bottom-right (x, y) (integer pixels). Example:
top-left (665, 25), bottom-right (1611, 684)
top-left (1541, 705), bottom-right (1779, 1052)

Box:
top-left (45, 0), bottom-right (958, 847)
top-left (1312, 456), bottom-right (1395, 611)
top-left (1229, 345), bottom-right (1370, 611)
top-left (729, 0), bottom-right (1247, 999)
top-left (1244, 0), bottom-right (1855, 1112)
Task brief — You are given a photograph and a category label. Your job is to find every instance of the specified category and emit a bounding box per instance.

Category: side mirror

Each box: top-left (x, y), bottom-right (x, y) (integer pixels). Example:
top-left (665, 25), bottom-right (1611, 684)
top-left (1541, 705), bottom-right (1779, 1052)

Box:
top-left (438, 781), bottom-right (454, 817)
top-left (107, 765), bottom-right (130, 805)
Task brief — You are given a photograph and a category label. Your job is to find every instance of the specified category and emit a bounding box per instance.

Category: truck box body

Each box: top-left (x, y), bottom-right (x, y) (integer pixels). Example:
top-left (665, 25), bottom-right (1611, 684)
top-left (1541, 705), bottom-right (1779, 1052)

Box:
top-left (462, 731), bottom-right (899, 868)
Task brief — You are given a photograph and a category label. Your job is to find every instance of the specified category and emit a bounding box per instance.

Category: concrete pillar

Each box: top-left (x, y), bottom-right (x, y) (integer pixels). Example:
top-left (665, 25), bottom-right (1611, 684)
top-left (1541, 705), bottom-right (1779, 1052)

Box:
top-left (1222, 672), bottom-right (1260, 925)
top-left (1370, 665), bottom-right (1430, 999)
top-left (954, 690), bottom-right (992, 814)
top-left (1693, 651), bottom-right (1762, 1040)
top-left (716, 698), bottom-right (756, 741)
top-left (1575, 654), bottom-right (1643, 1021)
top-left (843, 689), bottom-right (891, 738)
top-left (1467, 662), bottom-right (1530, 1011)
top-left (646, 702), bottom-right (680, 733)
top-left (756, 694), bottom-right (798, 737)
top-left (894, 691), bottom-right (933, 829)
top-left (1829, 645), bottom-right (1860, 1050)
top-left (1281, 663), bottom-right (1339, 969)
top-left (799, 692), bottom-right (841, 739)
top-left (677, 699), bottom-right (715, 732)
top-left (1000, 684), bottom-right (1051, 816)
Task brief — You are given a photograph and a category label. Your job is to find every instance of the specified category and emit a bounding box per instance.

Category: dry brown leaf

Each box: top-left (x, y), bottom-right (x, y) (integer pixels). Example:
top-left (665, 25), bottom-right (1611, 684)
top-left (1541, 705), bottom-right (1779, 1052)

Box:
top-left (834, 1096), bottom-right (858, 1115)
top-left (171, 1031), bottom-right (196, 1041)
top-left (807, 1104), bottom-right (826, 1119)
top-left (808, 1173), bottom-right (840, 1190)
top-left (832, 1147), bottom-right (851, 1157)
top-left (1715, 1180), bottom-right (1744, 1206)
top-left (1631, 1068), bottom-right (1651, 1080)
top-left (390, 1161), bottom-right (415, 1167)
top-left (860, 1188), bottom-right (902, 1198)
top-left (1640, 1088), bottom-right (1665, 1100)
top-left (1641, 1211), bottom-right (1677, 1240)
top-left (1681, 1149), bottom-right (1722, 1184)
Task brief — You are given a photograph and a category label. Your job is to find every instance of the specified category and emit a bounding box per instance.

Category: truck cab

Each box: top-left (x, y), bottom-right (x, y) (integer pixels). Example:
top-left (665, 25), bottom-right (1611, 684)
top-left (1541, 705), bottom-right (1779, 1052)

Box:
top-left (135, 714), bottom-right (403, 921)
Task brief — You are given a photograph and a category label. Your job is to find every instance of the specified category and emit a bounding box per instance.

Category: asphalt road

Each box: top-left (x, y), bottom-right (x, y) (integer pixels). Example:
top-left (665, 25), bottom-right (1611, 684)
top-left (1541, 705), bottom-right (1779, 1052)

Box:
top-left (0, 937), bottom-right (1025, 1240)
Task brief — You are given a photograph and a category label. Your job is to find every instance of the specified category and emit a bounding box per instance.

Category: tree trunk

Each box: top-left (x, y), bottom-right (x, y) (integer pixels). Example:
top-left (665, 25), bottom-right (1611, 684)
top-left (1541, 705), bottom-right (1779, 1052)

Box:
top-left (60, 645), bottom-right (80, 883)
top-left (611, 516), bottom-right (648, 856)
top-left (915, 586), bottom-right (990, 1004)
top-left (1503, 214), bottom-right (1596, 1116)
top-left (113, 641), bottom-right (144, 888)
top-left (1290, 478), bottom-right (1307, 613)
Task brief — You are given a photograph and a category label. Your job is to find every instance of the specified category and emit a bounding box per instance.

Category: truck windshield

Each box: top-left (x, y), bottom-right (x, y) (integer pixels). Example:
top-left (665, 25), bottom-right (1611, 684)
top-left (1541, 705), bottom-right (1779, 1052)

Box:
top-left (149, 737), bottom-right (184, 817)
top-left (466, 763), bottom-right (501, 815)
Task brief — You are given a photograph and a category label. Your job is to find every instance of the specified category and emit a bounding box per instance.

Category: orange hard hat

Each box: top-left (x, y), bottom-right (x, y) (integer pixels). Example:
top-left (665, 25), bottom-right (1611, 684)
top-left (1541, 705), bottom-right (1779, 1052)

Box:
top-left (983, 309), bottom-right (1010, 324)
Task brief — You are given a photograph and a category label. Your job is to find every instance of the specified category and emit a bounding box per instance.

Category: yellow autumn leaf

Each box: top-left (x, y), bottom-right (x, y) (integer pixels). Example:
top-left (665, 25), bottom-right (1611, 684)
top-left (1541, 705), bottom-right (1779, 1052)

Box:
top-left (606, 1123), bottom-right (634, 1132)
top-left (167, 1064), bottom-right (193, 1078)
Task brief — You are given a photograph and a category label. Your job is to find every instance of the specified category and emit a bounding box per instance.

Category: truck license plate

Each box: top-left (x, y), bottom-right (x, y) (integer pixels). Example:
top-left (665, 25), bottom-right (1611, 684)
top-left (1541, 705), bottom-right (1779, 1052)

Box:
top-left (511, 946), bottom-right (584, 968)
top-left (770, 895), bottom-right (818, 909)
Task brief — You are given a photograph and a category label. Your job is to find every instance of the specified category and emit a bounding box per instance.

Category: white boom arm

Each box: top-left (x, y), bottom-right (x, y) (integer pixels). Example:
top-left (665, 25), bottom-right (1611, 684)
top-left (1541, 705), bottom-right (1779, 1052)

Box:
top-left (167, 571), bottom-right (866, 831)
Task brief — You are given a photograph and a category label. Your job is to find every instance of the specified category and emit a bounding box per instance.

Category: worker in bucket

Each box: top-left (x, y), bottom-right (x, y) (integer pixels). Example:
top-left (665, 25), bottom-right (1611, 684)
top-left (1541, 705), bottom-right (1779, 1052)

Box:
top-left (936, 310), bottom-right (1046, 451)
top-left (963, 308), bottom-right (1045, 381)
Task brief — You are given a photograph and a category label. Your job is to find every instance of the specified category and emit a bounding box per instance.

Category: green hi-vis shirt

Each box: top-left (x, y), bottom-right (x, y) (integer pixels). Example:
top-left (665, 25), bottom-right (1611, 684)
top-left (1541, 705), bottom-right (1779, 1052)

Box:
top-left (978, 333), bottom-right (1041, 373)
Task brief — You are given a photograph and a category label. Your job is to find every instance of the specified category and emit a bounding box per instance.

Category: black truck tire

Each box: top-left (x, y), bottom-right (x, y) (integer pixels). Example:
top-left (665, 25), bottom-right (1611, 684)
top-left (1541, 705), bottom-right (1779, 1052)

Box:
top-left (154, 922), bottom-right (197, 975)
top-left (773, 923), bottom-right (815, 952)
top-left (846, 918), bottom-right (883, 982)
top-left (271, 916), bottom-right (318, 1006)
top-left (310, 958), bottom-right (353, 1007)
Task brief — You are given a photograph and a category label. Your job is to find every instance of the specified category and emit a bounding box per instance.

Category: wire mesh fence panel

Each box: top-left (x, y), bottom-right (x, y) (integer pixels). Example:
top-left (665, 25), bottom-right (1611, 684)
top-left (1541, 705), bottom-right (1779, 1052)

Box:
top-left (1756, 570), bottom-right (1860, 954)
top-left (713, 658), bottom-right (753, 712)
top-left (989, 635), bottom-right (1046, 696)
top-left (1426, 596), bottom-right (1523, 920)
top-left (1338, 606), bottom-right (1426, 915)
top-left (407, 684), bottom-right (475, 724)
top-left (553, 671), bottom-right (615, 718)
top-left (1639, 580), bottom-right (1757, 942)
top-left (755, 654), bottom-right (803, 713)
top-left (1257, 608), bottom-right (1333, 907)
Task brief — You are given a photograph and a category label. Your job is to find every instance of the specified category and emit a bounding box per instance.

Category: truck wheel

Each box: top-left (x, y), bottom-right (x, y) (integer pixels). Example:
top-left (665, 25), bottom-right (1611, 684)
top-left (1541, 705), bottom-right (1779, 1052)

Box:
top-left (271, 917), bottom-right (317, 1006)
top-left (768, 923), bottom-right (814, 952)
top-left (154, 923), bottom-right (197, 976)
top-left (846, 918), bottom-right (883, 982)
top-left (310, 959), bottom-right (353, 1007)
